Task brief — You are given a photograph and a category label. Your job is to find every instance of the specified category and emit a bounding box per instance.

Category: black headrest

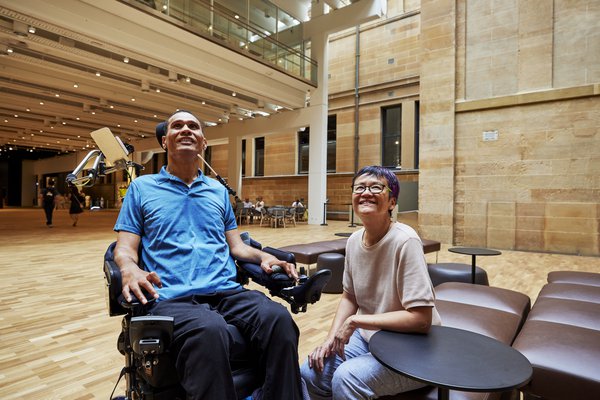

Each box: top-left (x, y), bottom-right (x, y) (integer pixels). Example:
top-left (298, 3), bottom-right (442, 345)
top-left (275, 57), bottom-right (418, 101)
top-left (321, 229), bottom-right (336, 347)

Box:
top-left (155, 121), bottom-right (168, 146)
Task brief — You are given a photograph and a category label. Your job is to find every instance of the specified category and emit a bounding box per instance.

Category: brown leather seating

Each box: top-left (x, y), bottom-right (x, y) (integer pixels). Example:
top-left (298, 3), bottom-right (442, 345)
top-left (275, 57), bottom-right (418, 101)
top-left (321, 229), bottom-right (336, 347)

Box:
top-left (280, 238), bottom-right (441, 266)
top-left (512, 271), bottom-right (600, 400)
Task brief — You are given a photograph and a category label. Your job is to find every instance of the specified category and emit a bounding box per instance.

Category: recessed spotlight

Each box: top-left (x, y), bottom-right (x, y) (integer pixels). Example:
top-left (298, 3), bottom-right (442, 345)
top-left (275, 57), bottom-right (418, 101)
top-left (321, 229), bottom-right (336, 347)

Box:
top-left (232, 92), bottom-right (236, 97)
top-left (117, 124), bottom-right (121, 128)
top-left (14, 114), bottom-right (18, 118)
top-left (95, 71), bottom-right (101, 76)
top-left (76, 117), bottom-right (80, 120)
top-left (6, 48), bottom-right (13, 54)
top-left (55, 93), bottom-right (60, 97)
top-left (28, 26), bottom-right (36, 34)
top-left (62, 122), bottom-right (66, 125)
top-left (39, 101), bottom-right (44, 105)
top-left (73, 83), bottom-right (79, 88)
top-left (201, 101), bottom-right (206, 105)
top-left (234, 14), bottom-right (240, 19)
top-left (110, 105), bottom-right (114, 109)
top-left (134, 119), bottom-right (138, 123)
top-left (123, 56), bottom-right (129, 63)
top-left (26, 108), bottom-right (30, 112)
top-left (91, 111), bottom-right (96, 115)
top-left (131, 98), bottom-right (135, 102)
top-left (155, 88), bottom-right (160, 93)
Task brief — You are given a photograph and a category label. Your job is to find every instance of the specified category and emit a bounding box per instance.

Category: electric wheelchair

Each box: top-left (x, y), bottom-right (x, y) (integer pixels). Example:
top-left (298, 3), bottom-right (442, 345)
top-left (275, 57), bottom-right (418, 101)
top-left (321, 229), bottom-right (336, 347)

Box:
top-left (104, 233), bottom-right (331, 400)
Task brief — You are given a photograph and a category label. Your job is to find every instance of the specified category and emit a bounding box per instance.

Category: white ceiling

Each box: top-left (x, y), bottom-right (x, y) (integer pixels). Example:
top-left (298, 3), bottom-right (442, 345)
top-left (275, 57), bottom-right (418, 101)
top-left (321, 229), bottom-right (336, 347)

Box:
top-left (0, 0), bottom-right (320, 156)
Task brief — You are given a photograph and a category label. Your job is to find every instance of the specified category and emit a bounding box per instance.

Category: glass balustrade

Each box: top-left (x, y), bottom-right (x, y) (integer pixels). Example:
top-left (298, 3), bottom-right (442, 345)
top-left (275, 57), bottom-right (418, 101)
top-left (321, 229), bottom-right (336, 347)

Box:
top-left (128, 0), bottom-right (317, 85)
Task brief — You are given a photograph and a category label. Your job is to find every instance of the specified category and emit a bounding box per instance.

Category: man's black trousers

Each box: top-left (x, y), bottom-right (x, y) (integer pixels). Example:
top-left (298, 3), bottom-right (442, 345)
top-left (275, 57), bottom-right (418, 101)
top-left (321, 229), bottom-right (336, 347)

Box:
top-left (149, 288), bottom-right (303, 400)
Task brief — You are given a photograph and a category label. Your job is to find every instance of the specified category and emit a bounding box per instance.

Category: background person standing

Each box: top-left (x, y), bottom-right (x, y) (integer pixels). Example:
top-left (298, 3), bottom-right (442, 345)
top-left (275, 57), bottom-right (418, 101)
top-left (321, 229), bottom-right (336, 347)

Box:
top-left (41, 180), bottom-right (58, 227)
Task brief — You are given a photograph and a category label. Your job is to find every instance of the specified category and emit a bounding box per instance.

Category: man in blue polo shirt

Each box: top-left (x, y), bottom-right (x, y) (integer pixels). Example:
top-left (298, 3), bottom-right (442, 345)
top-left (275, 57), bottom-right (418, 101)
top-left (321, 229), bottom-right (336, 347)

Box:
top-left (113, 110), bottom-right (304, 400)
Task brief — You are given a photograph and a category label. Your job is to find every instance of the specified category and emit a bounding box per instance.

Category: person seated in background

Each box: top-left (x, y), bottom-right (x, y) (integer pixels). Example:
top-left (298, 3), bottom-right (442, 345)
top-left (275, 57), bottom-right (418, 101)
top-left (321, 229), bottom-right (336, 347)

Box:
top-left (292, 199), bottom-right (304, 208)
top-left (113, 110), bottom-right (306, 400)
top-left (255, 196), bottom-right (265, 212)
top-left (301, 165), bottom-right (441, 400)
top-left (243, 197), bottom-right (254, 209)
top-left (252, 196), bottom-right (266, 220)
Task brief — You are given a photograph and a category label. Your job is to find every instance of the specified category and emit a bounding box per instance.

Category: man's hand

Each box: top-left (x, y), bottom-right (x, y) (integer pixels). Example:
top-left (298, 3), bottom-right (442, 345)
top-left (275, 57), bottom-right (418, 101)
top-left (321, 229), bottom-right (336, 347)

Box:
top-left (120, 264), bottom-right (162, 304)
top-left (260, 256), bottom-right (299, 281)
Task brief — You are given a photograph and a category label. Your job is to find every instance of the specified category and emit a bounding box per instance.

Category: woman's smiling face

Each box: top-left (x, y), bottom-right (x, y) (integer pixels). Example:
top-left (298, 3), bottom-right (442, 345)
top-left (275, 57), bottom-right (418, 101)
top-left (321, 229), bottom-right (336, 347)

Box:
top-left (352, 174), bottom-right (396, 219)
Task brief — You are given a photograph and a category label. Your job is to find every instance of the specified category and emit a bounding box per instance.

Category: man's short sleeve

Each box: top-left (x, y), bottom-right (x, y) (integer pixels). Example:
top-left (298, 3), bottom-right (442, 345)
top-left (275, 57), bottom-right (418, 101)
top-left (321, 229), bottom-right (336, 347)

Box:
top-left (114, 182), bottom-right (143, 235)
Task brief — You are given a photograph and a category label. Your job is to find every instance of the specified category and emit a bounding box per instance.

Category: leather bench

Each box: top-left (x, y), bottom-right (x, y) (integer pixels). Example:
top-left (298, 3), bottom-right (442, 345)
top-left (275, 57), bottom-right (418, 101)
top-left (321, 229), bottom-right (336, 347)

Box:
top-left (382, 282), bottom-right (531, 400)
top-left (512, 271), bottom-right (600, 400)
top-left (280, 238), bottom-right (441, 266)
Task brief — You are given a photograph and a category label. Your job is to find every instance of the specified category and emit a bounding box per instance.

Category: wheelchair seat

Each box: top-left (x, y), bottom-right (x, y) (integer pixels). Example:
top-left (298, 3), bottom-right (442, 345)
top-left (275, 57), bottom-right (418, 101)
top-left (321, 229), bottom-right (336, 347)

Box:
top-left (104, 234), bottom-right (331, 400)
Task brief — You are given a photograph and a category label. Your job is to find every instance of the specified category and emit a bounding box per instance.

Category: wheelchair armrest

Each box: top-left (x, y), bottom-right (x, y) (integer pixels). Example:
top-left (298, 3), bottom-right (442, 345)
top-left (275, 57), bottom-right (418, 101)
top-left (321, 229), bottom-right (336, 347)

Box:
top-left (237, 246), bottom-right (332, 314)
top-left (104, 258), bottom-right (126, 317)
top-left (104, 242), bottom-right (155, 316)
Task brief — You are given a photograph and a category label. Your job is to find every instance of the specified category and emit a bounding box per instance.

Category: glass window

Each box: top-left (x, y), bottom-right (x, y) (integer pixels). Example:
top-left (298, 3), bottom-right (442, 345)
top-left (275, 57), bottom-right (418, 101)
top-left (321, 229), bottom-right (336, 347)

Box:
top-left (297, 115), bottom-right (337, 174)
top-left (414, 101), bottom-right (420, 169)
top-left (241, 139), bottom-right (246, 177)
top-left (203, 146), bottom-right (212, 176)
top-left (254, 137), bottom-right (264, 176)
top-left (382, 105), bottom-right (402, 169)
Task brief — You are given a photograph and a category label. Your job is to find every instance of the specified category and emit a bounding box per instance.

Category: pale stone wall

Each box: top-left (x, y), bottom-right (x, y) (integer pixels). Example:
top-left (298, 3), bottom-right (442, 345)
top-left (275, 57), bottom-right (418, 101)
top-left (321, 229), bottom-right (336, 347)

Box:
top-left (447, 0), bottom-right (600, 255)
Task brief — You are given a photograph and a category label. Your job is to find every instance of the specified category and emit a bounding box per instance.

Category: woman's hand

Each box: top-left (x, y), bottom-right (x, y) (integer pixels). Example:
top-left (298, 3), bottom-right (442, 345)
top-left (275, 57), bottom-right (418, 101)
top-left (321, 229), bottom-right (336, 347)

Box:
top-left (308, 337), bottom-right (336, 373)
top-left (331, 316), bottom-right (356, 358)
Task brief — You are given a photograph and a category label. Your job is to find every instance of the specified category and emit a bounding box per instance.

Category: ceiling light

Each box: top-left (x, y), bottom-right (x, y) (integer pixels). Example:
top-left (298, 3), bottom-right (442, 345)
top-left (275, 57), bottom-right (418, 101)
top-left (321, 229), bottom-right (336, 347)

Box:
top-left (109, 105), bottom-right (114, 109)
top-left (123, 56), bottom-right (129, 63)
top-left (28, 26), bottom-right (36, 34)
top-left (234, 15), bottom-right (240, 19)
top-left (39, 101), bottom-right (44, 105)
top-left (26, 108), bottom-right (30, 111)
top-left (95, 71), bottom-right (101, 76)
top-left (76, 117), bottom-right (80, 120)
top-left (185, 76), bottom-right (191, 83)
top-left (55, 93), bottom-right (60, 97)
top-left (155, 88), bottom-right (161, 93)
top-left (73, 83), bottom-right (79, 88)
top-left (232, 92), bottom-right (237, 97)
top-left (131, 98), bottom-right (136, 102)
top-left (201, 101), bottom-right (205, 105)
top-left (6, 47), bottom-right (13, 54)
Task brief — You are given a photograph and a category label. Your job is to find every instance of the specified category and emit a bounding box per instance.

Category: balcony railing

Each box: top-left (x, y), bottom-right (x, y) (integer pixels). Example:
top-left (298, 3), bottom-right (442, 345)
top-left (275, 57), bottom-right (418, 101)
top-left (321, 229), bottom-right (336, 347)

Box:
top-left (123, 0), bottom-right (318, 85)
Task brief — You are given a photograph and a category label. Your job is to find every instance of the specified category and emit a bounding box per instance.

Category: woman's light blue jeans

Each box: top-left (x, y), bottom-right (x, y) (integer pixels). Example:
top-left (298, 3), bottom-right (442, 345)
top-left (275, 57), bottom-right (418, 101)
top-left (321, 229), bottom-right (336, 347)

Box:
top-left (300, 330), bottom-right (426, 400)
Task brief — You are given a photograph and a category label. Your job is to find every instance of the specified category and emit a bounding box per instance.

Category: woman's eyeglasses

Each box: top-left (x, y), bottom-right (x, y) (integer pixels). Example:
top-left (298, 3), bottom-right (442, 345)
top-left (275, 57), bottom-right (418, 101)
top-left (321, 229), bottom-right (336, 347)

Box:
top-left (351, 184), bottom-right (391, 194)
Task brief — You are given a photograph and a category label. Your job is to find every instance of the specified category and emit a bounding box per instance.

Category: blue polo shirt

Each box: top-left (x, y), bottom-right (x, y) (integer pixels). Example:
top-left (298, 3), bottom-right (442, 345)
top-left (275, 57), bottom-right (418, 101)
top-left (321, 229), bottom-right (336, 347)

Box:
top-left (114, 166), bottom-right (240, 301)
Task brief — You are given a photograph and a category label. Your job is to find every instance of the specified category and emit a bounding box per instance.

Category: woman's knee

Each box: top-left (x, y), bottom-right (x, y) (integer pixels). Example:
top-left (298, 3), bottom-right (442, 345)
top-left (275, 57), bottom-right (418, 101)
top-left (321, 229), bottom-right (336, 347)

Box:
top-left (331, 361), bottom-right (373, 400)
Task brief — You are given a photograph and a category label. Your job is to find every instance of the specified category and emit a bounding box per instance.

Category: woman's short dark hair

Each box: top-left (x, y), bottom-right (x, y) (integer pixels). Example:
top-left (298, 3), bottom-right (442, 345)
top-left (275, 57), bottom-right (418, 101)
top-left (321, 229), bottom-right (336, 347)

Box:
top-left (352, 165), bottom-right (400, 202)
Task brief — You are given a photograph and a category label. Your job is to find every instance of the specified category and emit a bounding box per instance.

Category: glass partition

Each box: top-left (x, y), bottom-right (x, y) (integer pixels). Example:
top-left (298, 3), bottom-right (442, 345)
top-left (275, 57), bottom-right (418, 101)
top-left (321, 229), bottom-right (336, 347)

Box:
top-left (130, 0), bottom-right (317, 85)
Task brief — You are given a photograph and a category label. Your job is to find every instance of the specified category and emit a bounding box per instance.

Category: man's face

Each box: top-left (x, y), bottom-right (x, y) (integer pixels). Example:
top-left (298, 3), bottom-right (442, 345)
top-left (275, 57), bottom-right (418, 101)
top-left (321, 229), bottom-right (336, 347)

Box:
top-left (162, 112), bottom-right (206, 155)
top-left (352, 174), bottom-right (396, 218)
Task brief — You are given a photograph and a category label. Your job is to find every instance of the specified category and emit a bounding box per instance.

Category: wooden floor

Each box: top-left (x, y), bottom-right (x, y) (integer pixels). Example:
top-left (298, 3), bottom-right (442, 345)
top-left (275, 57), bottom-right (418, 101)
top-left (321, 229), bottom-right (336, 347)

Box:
top-left (1, 207), bottom-right (599, 399)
